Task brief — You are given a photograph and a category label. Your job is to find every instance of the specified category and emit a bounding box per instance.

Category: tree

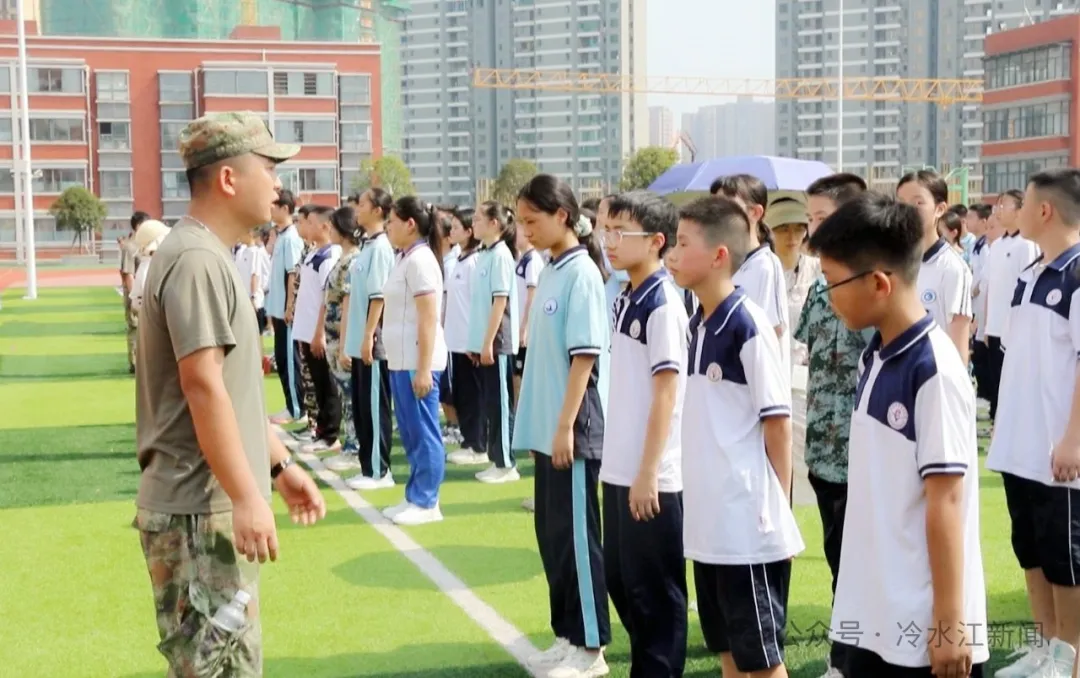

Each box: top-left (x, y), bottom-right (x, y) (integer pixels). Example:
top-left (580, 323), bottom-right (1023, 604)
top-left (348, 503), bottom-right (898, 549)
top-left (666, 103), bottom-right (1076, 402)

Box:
top-left (490, 158), bottom-right (538, 206)
top-left (49, 186), bottom-right (107, 254)
top-left (353, 155), bottom-right (416, 197)
top-left (619, 146), bottom-right (679, 191)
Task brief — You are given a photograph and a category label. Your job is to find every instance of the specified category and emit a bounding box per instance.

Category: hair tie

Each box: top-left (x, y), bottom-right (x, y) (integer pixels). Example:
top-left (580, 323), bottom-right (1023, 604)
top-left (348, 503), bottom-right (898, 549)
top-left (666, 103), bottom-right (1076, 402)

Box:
top-left (575, 214), bottom-right (593, 238)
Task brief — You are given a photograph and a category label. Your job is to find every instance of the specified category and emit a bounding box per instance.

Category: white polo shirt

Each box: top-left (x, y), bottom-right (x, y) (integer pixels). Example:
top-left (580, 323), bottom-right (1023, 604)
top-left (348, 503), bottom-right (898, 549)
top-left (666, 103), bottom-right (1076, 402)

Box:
top-left (292, 243), bottom-right (342, 344)
top-left (733, 245), bottom-right (791, 377)
top-left (515, 248), bottom-right (544, 326)
top-left (383, 240), bottom-right (448, 372)
top-left (988, 243), bottom-right (1080, 490)
top-left (918, 239), bottom-right (973, 333)
top-left (443, 248), bottom-right (479, 354)
top-left (971, 236), bottom-right (991, 341)
top-left (600, 269), bottom-right (688, 493)
top-left (985, 232), bottom-right (1040, 340)
top-left (682, 288), bottom-right (804, 565)
top-left (831, 313), bottom-right (988, 668)
top-left (234, 244), bottom-right (270, 309)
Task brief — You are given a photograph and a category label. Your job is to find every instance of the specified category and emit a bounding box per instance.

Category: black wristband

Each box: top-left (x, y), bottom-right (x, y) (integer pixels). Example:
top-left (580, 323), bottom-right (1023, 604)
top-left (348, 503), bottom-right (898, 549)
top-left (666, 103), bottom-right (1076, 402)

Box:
top-left (271, 456), bottom-right (293, 480)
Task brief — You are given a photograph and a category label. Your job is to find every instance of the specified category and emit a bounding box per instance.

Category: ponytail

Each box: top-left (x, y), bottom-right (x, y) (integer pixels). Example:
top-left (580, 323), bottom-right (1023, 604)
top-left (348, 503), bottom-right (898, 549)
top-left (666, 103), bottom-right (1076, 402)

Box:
top-left (757, 222), bottom-right (775, 252)
top-left (391, 196), bottom-right (446, 279)
top-left (578, 207), bottom-right (610, 282)
top-left (479, 200), bottom-right (520, 260)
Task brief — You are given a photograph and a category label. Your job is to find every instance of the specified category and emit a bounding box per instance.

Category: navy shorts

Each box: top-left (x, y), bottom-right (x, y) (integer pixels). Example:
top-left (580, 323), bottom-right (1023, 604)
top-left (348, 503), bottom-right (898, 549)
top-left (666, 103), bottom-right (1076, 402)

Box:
top-left (513, 346), bottom-right (527, 376)
top-left (1003, 472), bottom-right (1080, 586)
top-left (438, 354), bottom-right (454, 406)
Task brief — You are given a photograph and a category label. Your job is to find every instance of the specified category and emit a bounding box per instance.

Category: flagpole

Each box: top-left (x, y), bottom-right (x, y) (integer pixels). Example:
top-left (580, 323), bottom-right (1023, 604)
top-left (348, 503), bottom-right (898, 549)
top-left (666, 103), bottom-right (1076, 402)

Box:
top-left (16, 0), bottom-right (36, 300)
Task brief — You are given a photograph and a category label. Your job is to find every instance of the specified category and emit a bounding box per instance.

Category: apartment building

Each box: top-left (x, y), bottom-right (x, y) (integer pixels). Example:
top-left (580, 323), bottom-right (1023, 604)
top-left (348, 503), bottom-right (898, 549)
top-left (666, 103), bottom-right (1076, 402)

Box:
top-left (649, 105), bottom-right (674, 147)
top-left (681, 97), bottom-right (776, 162)
top-left (0, 20), bottom-right (380, 255)
top-left (401, 0), bottom-right (647, 203)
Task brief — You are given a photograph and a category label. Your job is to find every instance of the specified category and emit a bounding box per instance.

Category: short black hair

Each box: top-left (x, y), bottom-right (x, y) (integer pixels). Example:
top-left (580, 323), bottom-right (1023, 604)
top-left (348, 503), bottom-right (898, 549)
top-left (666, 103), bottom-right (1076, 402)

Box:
top-left (606, 190), bottom-right (678, 257)
top-left (949, 204), bottom-right (969, 218)
top-left (297, 204), bottom-right (314, 218)
top-left (274, 189), bottom-right (297, 214)
top-left (581, 197), bottom-right (601, 212)
top-left (897, 170), bottom-right (948, 205)
top-left (809, 192), bottom-right (923, 284)
top-left (1028, 168), bottom-right (1080, 225)
top-left (678, 196), bottom-right (751, 271)
top-left (130, 211), bottom-right (150, 230)
top-left (1000, 188), bottom-right (1025, 208)
top-left (306, 204), bottom-right (333, 222)
top-left (969, 203), bottom-right (993, 220)
top-left (806, 173), bottom-right (867, 207)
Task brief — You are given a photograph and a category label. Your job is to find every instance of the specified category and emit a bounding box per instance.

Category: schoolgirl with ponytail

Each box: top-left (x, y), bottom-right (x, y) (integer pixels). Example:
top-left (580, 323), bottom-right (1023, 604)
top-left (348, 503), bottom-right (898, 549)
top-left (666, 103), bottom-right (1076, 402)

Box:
top-left (379, 196), bottom-right (448, 526)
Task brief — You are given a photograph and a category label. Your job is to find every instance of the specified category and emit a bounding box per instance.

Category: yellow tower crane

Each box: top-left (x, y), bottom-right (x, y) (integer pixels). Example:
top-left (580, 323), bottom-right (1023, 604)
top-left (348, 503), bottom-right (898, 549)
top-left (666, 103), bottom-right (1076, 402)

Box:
top-left (471, 68), bottom-right (984, 105)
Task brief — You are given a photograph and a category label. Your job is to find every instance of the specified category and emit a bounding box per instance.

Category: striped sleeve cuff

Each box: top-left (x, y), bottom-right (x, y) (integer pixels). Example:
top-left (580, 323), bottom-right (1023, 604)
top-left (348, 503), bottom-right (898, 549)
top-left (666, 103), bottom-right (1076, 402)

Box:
top-left (368, 292), bottom-right (384, 300)
top-left (413, 290), bottom-right (436, 298)
top-left (759, 405), bottom-right (791, 418)
top-left (492, 291), bottom-right (510, 297)
top-left (919, 462), bottom-right (969, 478)
top-left (651, 360), bottom-right (680, 375)
top-left (569, 346), bottom-right (602, 357)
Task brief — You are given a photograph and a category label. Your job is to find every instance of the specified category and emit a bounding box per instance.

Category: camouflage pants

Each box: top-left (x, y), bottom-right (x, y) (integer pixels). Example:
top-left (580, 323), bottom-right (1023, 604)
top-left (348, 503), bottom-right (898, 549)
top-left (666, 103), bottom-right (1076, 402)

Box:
top-left (135, 509), bottom-right (262, 678)
top-left (125, 297), bottom-right (138, 369)
top-left (327, 338), bottom-right (358, 453)
top-left (299, 340), bottom-right (318, 427)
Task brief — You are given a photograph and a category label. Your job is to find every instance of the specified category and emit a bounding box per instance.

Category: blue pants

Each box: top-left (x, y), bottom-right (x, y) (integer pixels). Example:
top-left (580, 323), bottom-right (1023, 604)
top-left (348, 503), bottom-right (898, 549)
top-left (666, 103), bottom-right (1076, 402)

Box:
top-left (389, 370), bottom-right (445, 509)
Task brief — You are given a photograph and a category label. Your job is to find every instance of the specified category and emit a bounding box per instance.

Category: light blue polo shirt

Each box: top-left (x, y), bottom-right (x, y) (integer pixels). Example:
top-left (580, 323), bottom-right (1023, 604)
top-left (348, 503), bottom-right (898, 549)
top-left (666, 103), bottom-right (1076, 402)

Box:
top-left (344, 231), bottom-right (395, 360)
top-left (266, 223), bottom-right (303, 320)
top-left (467, 240), bottom-right (519, 355)
top-left (512, 245), bottom-right (610, 458)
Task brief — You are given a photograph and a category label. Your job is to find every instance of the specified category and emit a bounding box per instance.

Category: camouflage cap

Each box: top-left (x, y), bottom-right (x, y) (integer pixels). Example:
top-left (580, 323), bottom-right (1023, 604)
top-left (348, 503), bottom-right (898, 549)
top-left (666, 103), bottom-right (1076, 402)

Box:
top-left (178, 111), bottom-right (300, 171)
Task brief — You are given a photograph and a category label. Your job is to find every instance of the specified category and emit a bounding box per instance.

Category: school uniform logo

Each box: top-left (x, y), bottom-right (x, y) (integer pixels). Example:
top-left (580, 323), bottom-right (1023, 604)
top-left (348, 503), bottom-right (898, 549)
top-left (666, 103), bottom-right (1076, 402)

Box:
top-left (1047, 289), bottom-right (1063, 306)
top-left (887, 402), bottom-right (909, 430)
top-left (921, 289), bottom-right (937, 304)
top-left (706, 362), bottom-right (723, 382)
top-left (480, 269), bottom-right (488, 277)
top-left (629, 319), bottom-right (641, 339)
top-left (543, 298), bottom-right (558, 315)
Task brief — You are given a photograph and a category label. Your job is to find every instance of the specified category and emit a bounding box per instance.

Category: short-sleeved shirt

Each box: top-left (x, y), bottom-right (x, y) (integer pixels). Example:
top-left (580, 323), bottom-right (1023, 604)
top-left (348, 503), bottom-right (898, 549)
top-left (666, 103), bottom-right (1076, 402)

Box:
top-left (515, 248), bottom-right (544, 326)
top-left (985, 232), bottom-right (1041, 340)
top-left (467, 240), bottom-right (519, 355)
top-left (344, 232), bottom-right (395, 360)
top-left (135, 219), bottom-right (270, 514)
top-left (512, 245), bottom-right (609, 458)
top-left (682, 287), bottom-right (804, 564)
top-left (292, 244), bottom-right (342, 344)
top-left (831, 313), bottom-right (988, 668)
top-left (234, 244), bottom-right (270, 309)
top-left (324, 248), bottom-right (359, 345)
top-left (600, 269), bottom-right (688, 492)
top-left (988, 243), bottom-right (1080, 489)
top-left (918, 238), bottom-right (973, 333)
top-left (734, 245), bottom-right (792, 377)
top-left (382, 240), bottom-right (448, 372)
top-left (444, 248), bottom-right (480, 354)
top-left (120, 235), bottom-right (138, 276)
top-left (971, 236), bottom-right (991, 339)
top-left (794, 277), bottom-right (873, 484)
top-left (267, 223), bottom-right (303, 320)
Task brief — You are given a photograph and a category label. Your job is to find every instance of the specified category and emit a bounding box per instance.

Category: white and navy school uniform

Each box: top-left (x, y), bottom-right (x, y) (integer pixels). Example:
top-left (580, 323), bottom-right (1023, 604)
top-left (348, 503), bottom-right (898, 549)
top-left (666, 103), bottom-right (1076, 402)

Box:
top-left (733, 245), bottom-right (792, 377)
top-left (444, 247), bottom-right (484, 452)
top-left (832, 313), bottom-right (988, 673)
top-left (917, 238), bottom-right (973, 351)
top-left (682, 287), bottom-right (803, 673)
top-left (514, 248), bottom-right (544, 376)
top-left (467, 240), bottom-right (519, 469)
top-left (599, 269), bottom-right (690, 674)
top-left (438, 244), bottom-right (462, 400)
top-left (512, 244), bottom-right (611, 650)
top-left (987, 243), bottom-right (1080, 587)
top-left (383, 239), bottom-right (449, 509)
top-left (970, 235), bottom-right (991, 395)
top-left (293, 243), bottom-right (343, 444)
top-left (344, 231), bottom-right (395, 480)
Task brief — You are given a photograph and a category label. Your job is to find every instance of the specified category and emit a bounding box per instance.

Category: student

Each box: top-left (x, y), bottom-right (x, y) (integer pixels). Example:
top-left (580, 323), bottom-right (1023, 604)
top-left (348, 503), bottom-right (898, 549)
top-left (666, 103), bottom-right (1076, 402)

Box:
top-left (896, 171), bottom-right (973, 365)
top-left (128, 220), bottom-right (170, 314)
top-left (596, 195), bottom-right (627, 320)
top-left (444, 210), bottom-right (487, 466)
top-left (794, 172), bottom-right (870, 678)
top-left (766, 196), bottom-right (819, 369)
top-left (342, 188), bottom-right (396, 490)
top-left (466, 201), bottom-right (521, 484)
top-left (710, 174), bottom-right (791, 376)
top-left (810, 192), bottom-right (988, 678)
top-left (513, 174), bottom-right (612, 678)
top-left (289, 205), bottom-right (320, 442)
top-left (292, 206), bottom-right (343, 455)
top-left (987, 169), bottom-right (1080, 678)
top-left (235, 228), bottom-right (271, 334)
top-left (267, 189), bottom-right (306, 425)
top-left (120, 210), bottom-right (150, 373)
top-left (382, 196), bottom-right (449, 526)
top-left (598, 190), bottom-right (689, 677)
top-left (970, 206), bottom-right (1000, 405)
top-left (665, 248), bottom-right (698, 318)
top-left (514, 223), bottom-right (543, 403)
top-left (983, 189), bottom-right (1041, 423)
top-left (667, 196), bottom-right (802, 678)
top-left (436, 206), bottom-right (464, 445)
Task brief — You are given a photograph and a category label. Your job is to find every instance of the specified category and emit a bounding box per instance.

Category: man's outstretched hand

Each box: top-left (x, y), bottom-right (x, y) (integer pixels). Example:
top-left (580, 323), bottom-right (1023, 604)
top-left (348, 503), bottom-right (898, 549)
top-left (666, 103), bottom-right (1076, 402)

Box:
top-left (274, 465), bottom-right (327, 526)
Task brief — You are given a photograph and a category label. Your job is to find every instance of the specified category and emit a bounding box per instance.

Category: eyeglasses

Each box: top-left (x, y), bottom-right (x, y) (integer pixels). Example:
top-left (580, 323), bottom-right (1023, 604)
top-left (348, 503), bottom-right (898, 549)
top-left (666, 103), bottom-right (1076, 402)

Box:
top-left (824, 269), bottom-right (892, 293)
top-left (602, 229), bottom-right (653, 246)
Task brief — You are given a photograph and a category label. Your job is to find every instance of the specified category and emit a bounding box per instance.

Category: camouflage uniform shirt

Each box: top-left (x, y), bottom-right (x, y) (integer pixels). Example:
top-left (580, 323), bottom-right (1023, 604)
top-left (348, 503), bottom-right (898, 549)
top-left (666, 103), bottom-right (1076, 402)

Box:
top-left (324, 248), bottom-right (359, 345)
top-left (793, 277), bottom-right (872, 484)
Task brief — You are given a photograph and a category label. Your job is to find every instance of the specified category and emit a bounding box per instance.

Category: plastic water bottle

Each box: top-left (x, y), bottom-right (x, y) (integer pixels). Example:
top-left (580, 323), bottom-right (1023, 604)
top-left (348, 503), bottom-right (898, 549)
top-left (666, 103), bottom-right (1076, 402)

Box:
top-left (210, 589), bottom-right (251, 633)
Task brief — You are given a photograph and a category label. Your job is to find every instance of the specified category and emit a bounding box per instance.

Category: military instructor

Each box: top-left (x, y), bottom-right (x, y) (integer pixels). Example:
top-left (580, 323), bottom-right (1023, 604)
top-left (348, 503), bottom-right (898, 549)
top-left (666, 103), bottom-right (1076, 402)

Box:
top-left (134, 111), bottom-right (326, 677)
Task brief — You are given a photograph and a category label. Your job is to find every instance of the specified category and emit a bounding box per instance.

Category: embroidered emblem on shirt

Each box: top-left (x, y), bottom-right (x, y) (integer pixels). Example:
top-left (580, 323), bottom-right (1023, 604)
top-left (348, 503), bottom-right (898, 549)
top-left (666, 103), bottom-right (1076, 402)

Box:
top-left (706, 363), bottom-right (723, 382)
top-left (887, 402), bottom-right (909, 430)
top-left (629, 319), bottom-right (641, 339)
top-left (543, 298), bottom-right (558, 315)
top-left (1047, 289), bottom-right (1063, 306)
top-left (921, 289), bottom-right (937, 304)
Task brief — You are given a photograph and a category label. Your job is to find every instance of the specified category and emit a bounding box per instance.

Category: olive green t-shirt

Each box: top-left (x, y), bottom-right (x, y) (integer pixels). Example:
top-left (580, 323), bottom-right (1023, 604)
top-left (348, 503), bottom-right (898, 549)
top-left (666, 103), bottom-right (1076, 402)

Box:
top-left (135, 218), bottom-right (271, 514)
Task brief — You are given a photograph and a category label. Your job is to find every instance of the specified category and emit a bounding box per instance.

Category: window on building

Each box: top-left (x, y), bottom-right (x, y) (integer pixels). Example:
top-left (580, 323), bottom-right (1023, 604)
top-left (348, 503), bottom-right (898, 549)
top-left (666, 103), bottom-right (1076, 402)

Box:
top-left (273, 71), bottom-right (333, 97)
top-left (160, 122), bottom-right (185, 150)
top-left (98, 121), bottom-right (130, 150)
top-left (29, 67), bottom-right (84, 94)
top-left (34, 168), bottom-right (86, 193)
top-left (339, 105), bottom-right (371, 121)
top-left (339, 122), bottom-right (372, 151)
top-left (0, 169), bottom-right (13, 193)
top-left (159, 104), bottom-right (194, 122)
top-left (97, 103), bottom-right (130, 120)
top-left (984, 156), bottom-right (1069, 194)
top-left (99, 170), bottom-right (132, 199)
top-left (984, 100), bottom-right (1071, 142)
top-left (96, 72), bottom-right (129, 102)
top-left (273, 119), bottom-right (335, 144)
top-left (341, 170), bottom-right (360, 195)
top-left (29, 117), bottom-right (84, 143)
top-left (202, 70), bottom-right (268, 96)
top-left (296, 167), bottom-right (336, 192)
top-left (339, 75), bottom-right (371, 103)
top-left (159, 72), bottom-right (193, 102)
top-left (162, 171), bottom-right (190, 199)
top-left (0, 118), bottom-right (11, 142)
top-left (0, 67), bottom-right (9, 93)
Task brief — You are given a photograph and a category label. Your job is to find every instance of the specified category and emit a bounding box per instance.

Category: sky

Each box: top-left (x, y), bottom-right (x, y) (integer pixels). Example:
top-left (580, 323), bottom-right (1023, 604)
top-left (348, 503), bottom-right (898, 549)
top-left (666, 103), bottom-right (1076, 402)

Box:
top-left (644, 0), bottom-right (776, 119)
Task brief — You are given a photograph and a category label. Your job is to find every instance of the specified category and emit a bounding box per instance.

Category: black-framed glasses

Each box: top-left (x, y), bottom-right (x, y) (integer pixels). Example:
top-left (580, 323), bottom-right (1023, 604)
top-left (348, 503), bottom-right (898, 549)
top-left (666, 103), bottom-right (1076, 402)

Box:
top-left (824, 270), bottom-right (892, 293)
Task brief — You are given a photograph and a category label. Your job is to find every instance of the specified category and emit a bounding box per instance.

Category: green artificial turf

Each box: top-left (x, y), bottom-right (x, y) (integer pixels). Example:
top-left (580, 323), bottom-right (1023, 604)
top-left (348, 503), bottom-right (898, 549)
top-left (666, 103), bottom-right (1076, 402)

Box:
top-left (0, 286), bottom-right (1036, 678)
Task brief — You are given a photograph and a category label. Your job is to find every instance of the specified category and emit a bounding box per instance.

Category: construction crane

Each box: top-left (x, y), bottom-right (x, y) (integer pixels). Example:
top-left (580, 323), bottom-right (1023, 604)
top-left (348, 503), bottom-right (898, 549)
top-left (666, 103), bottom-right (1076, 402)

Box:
top-left (673, 130), bottom-right (697, 163)
top-left (472, 68), bottom-right (984, 106)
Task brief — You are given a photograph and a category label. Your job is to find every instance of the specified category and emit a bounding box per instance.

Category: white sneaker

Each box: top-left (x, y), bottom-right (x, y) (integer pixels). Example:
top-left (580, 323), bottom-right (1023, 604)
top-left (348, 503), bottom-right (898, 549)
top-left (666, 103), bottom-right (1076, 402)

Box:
top-left (392, 504), bottom-right (444, 526)
top-left (324, 452), bottom-right (361, 472)
top-left (382, 501), bottom-right (412, 520)
top-left (997, 640), bottom-right (1051, 678)
top-left (294, 414), bottom-right (309, 427)
top-left (528, 638), bottom-right (572, 669)
top-left (477, 466), bottom-right (521, 484)
top-left (346, 473), bottom-right (395, 490)
top-left (303, 439), bottom-right (341, 455)
top-left (547, 646), bottom-right (609, 678)
top-left (1028, 639), bottom-right (1077, 678)
top-left (447, 449), bottom-right (489, 466)
top-left (818, 660), bottom-right (843, 678)
top-left (522, 496), bottom-right (535, 512)
top-left (269, 408), bottom-right (293, 424)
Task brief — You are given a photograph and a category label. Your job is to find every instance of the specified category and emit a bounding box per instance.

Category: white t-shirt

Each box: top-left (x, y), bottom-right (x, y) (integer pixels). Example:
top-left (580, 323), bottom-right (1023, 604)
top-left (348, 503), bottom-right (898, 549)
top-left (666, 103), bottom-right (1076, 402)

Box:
top-left (383, 240), bottom-right (449, 372)
top-left (918, 239), bottom-right (973, 335)
top-left (985, 232), bottom-right (1041, 340)
top-left (235, 244), bottom-right (270, 309)
top-left (733, 245), bottom-right (791, 378)
top-left (292, 243), bottom-right (342, 344)
top-left (600, 270), bottom-right (688, 493)
top-left (130, 256), bottom-right (151, 312)
top-left (971, 236), bottom-right (991, 341)
top-left (682, 288), bottom-right (804, 565)
top-left (832, 314), bottom-right (988, 668)
top-left (444, 249), bottom-right (480, 354)
top-left (516, 249), bottom-right (544, 327)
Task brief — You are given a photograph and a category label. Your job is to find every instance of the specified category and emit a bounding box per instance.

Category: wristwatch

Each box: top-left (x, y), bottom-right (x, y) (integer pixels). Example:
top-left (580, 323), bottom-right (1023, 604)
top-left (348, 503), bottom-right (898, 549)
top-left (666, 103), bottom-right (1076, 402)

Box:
top-left (271, 456), bottom-right (293, 480)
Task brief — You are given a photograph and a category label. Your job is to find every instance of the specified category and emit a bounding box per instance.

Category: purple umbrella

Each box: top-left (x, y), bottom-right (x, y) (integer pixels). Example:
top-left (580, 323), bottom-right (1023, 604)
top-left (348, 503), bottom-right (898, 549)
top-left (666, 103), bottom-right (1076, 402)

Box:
top-left (648, 155), bottom-right (835, 195)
